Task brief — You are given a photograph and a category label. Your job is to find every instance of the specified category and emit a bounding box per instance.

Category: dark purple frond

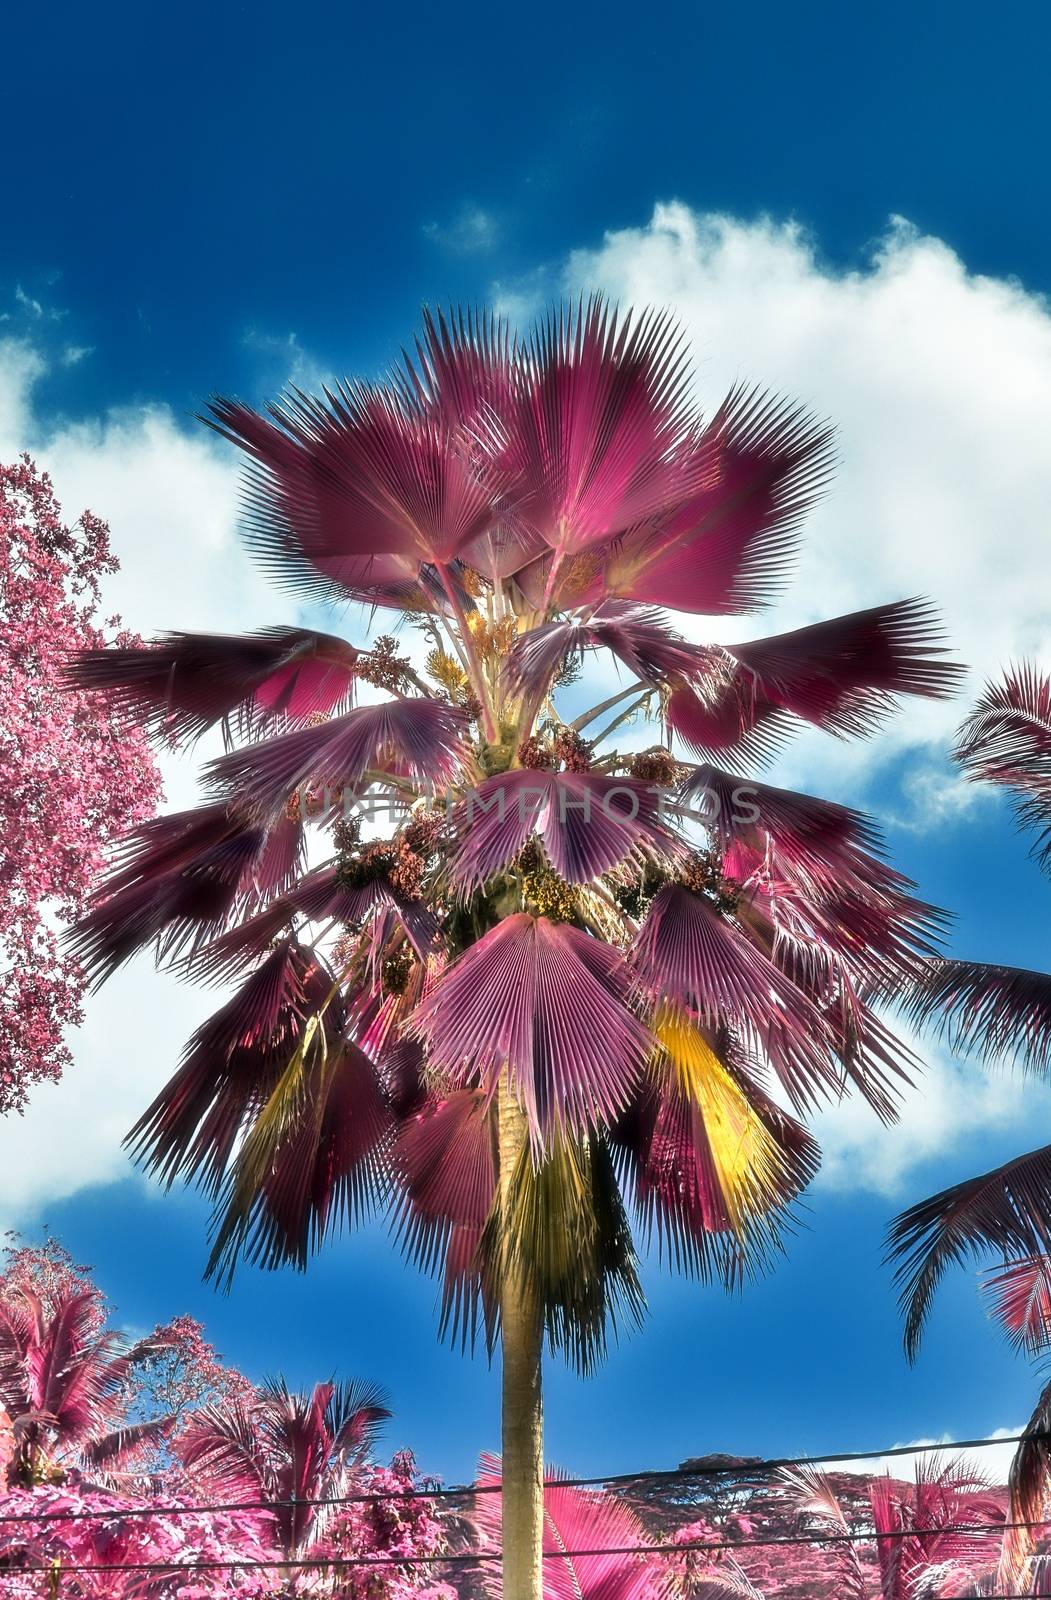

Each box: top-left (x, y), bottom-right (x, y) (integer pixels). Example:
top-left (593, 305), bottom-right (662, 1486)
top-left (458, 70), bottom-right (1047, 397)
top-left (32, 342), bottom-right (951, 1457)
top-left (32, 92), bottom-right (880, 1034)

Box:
top-left (205, 383), bottom-right (506, 603)
top-left (503, 602), bottom-right (699, 701)
top-left (126, 940), bottom-right (332, 1194)
top-left (887, 1143), bottom-right (1051, 1359)
top-left (614, 1030), bottom-right (819, 1287)
top-left (956, 664), bottom-right (1051, 872)
top-left (394, 1090), bottom-right (496, 1349)
top-left (449, 770), bottom-right (683, 891)
top-left (206, 698), bottom-right (467, 816)
top-left (631, 886), bottom-right (839, 1109)
top-left (906, 957), bottom-right (1051, 1073)
top-left (667, 600), bottom-right (962, 765)
top-left (206, 1033), bottom-right (395, 1282)
top-left (79, 1416), bottom-right (174, 1471)
top-left (667, 675), bottom-right (795, 768)
top-left (67, 803), bottom-right (301, 986)
top-left (728, 599), bottom-right (964, 727)
top-left (1001, 1377), bottom-right (1051, 1589)
top-left (65, 627), bottom-right (359, 745)
top-left (327, 1378), bottom-right (391, 1462)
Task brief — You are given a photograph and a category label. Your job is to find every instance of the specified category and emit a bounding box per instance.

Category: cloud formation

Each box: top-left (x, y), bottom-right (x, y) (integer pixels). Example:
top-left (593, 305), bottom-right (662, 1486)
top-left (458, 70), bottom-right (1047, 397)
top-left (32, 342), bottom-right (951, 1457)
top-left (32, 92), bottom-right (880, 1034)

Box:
top-left (566, 205), bottom-right (1051, 796)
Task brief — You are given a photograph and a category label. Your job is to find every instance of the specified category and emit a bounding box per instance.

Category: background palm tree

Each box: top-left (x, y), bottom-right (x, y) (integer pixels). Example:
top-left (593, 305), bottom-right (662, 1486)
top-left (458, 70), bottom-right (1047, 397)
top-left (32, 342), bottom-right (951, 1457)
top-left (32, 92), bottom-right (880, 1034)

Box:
top-left (70, 299), bottom-right (961, 1600)
top-left (0, 1281), bottom-right (171, 1486)
top-left (887, 665), bottom-right (1051, 1591)
top-left (178, 1376), bottom-right (389, 1557)
top-left (786, 1457), bottom-right (1004, 1599)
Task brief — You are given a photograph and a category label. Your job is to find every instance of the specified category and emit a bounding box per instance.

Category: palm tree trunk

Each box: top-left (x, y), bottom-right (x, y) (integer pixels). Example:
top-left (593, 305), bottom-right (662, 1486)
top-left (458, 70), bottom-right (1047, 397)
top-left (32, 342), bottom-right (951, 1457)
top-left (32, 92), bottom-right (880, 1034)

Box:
top-left (498, 1078), bottom-right (544, 1600)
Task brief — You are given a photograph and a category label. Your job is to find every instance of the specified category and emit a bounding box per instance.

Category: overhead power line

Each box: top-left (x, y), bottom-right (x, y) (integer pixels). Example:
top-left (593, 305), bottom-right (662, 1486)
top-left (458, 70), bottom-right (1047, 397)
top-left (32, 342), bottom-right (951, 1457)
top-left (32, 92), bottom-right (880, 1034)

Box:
top-left (1, 1515), bottom-right (1047, 1580)
top-left (0, 1426), bottom-right (1039, 1528)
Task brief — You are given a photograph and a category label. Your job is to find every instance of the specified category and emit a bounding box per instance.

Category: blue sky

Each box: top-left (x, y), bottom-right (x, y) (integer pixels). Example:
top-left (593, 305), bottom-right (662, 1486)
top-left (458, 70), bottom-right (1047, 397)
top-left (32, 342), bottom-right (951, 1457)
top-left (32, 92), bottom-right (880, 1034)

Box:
top-left (3, 0), bottom-right (1051, 1488)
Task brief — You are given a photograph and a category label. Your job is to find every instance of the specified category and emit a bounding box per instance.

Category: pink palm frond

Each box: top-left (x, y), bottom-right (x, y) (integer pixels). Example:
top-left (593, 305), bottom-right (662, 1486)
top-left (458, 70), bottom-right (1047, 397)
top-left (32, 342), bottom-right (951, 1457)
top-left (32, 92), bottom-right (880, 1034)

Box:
top-left (503, 602), bottom-right (699, 700)
top-left (399, 303), bottom-right (515, 436)
top-left (126, 940), bottom-right (334, 1195)
top-left (615, 1043), bottom-right (819, 1286)
top-left (65, 626), bottom-right (360, 745)
top-left (474, 1452), bottom-right (677, 1600)
top-left (78, 1417), bottom-right (175, 1473)
top-left (206, 698), bottom-right (467, 817)
top-left (982, 1254), bottom-right (1051, 1354)
top-left (449, 770), bottom-right (683, 890)
top-left (206, 1033), bottom-right (395, 1279)
top-left (410, 914), bottom-right (653, 1143)
top-left (68, 803), bottom-right (303, 985)
top-left (870, 1458), bottom-right (1003, 1600)
top-left (0, 1285), bottom-right (148, 1476)
top-left (630, 885), bottom-right (840, 1110)
top-left (667, 675), bottom-right (795, 768)
top-left (180, 1376), bottom-right (389, 1556)
top-left (603, 385), bottom-right (835, 615)
top-left (177, 1397), bottom-right (269, 1501)
top-left (667, 600), bottom-right (961, 766)
top-left (681, 764), bottom-right (883, 864)
top-left (394, 1089), bottom-right (497, 1348)
top-left (206, 382), bottom-right (509, 602)
top-left (502, 298), bottom-right (696, 563)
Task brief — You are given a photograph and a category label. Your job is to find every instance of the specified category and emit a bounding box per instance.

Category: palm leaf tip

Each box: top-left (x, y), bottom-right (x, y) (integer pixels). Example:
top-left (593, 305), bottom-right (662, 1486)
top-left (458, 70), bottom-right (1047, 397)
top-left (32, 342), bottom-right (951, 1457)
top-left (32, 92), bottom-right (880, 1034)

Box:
top-left (886, 1143), bottom-right (1051, 1360)
top-left (906, 957), bottom-right (1051, 1072)
top-left (63, 627), bottom-right (359, 744)
top-left (981, 1254), bottom-right (1051, 1354)
top-left (955, 663), bottom-right (1051, 873)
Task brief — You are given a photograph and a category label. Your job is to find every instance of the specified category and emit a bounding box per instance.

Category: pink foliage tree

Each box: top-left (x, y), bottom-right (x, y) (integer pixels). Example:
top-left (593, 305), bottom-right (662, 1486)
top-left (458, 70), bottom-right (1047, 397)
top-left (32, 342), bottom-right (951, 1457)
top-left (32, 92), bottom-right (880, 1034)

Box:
top-left (0, 455), bottom-right (162, 1112)
top-left (0, 1240), bottom-right (455, 1596)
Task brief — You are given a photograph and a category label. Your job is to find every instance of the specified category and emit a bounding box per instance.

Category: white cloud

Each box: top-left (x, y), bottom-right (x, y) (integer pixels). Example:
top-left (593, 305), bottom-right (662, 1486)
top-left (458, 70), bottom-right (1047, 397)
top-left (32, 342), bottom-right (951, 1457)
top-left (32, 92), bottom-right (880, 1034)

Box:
top-left (564, 204), bottom-right (1051, 809)
top-left (423, 203), bottom-right (499, 255)
top-left (0, 338), bottom-right (46, 446)
top-left (828, 1425), bottom-right (1023, 1486)
top-left (0, 970), bottom-right (218, 1223)
top-left (811, 1026), bottom-right (1051, 1197)
top-left (14, 283), bottom-right (66, 322)
top-left (240, 327), bottom-right (336, 394)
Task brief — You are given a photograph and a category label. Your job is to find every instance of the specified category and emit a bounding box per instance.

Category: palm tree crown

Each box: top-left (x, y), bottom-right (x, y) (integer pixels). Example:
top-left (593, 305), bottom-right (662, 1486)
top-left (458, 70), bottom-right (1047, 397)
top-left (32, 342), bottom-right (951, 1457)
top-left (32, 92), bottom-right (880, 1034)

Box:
top-left (69, 298), bottom-right (962, 1599)
top-left (178, 1376), bottom-right (389, 1556)
top-left (0, 1281), bottom-right (170, 1486)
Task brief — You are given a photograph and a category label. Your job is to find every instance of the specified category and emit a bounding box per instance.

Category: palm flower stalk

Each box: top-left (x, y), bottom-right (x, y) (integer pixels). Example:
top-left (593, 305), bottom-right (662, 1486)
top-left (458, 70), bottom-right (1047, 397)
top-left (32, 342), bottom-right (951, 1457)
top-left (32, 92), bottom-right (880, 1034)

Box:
top-left (69, 299), bottom-right (961, 1600)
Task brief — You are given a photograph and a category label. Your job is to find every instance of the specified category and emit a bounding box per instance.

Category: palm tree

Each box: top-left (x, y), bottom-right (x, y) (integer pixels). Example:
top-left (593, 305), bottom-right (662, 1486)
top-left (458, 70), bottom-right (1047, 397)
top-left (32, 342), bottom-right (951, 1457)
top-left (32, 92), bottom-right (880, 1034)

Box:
top-left (177, 1376), bottom-right (389, 1557)
top-left (885, 665), bottom-right (1051, 1591)
top-left (0, 1281), bottom-right (171, 1486)
top-left (69, 299), bottom-right (962, 1600)
top-left (786, 1458), bottom-right (1004, 1599)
